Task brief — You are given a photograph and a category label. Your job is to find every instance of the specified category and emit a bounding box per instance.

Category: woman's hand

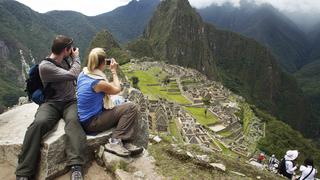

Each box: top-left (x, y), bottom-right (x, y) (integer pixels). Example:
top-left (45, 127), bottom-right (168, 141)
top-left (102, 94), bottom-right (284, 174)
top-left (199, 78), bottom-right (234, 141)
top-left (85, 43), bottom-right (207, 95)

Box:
top-left (110, 58), bottom-right (118, 74)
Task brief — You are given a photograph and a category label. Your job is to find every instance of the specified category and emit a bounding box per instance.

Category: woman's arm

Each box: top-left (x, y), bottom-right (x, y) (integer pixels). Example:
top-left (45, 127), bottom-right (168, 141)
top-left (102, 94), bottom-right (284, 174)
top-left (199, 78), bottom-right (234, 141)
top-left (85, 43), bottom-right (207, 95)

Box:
top-left (94, 80), bottom-right (121, 95)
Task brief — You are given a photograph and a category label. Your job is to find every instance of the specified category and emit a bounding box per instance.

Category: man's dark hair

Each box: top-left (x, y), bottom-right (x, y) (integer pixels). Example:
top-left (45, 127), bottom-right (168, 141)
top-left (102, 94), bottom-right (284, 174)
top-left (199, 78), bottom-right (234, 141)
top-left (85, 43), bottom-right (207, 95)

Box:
top-left (51, 35), bottom-right (73, 54)
top-left (304, 158), bottom-right (314, 167)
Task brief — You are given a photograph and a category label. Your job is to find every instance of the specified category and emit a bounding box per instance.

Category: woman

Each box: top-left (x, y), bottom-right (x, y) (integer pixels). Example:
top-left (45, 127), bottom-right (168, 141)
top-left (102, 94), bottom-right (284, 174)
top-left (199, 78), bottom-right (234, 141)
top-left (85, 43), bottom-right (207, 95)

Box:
top-left (284, 150), bottom-right (299, 179)
top-left (77, 48), bottom-right (142, 157)
top-left (299, 158), bottom-right (317, 180)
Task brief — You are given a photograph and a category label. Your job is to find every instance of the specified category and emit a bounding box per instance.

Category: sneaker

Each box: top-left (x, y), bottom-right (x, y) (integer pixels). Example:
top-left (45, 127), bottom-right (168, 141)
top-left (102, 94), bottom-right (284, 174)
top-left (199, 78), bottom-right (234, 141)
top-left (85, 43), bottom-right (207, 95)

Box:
top-left (16, 176), bottom-right (29, 180)
top-left (124, 143), bottom-right (144, 156)
top-left (105, 138), bottom-right (131, 157)
top-left (70, 165), bottom-right (83, 180)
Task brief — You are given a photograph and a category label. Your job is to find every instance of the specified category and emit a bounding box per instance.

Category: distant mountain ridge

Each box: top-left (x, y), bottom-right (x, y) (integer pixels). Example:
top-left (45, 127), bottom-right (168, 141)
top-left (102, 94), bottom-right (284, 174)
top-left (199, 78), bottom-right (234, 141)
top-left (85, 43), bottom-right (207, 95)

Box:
top-left (0, 0), bottom-right (160, 107)
top-left (198, 1), bottom-right (311, 73)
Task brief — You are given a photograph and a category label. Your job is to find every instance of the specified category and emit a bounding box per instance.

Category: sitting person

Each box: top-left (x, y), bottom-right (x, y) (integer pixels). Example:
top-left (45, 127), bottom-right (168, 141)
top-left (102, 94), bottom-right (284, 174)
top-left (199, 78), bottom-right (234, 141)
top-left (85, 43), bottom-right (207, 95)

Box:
top-left (77, 48), bottom-right (142, 157)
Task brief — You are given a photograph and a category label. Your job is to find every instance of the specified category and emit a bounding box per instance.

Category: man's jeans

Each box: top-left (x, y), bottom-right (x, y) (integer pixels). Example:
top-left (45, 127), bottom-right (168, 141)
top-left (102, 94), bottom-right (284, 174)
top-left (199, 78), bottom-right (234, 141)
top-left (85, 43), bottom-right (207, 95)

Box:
top-left (15, 100), bottom-right (87, 177)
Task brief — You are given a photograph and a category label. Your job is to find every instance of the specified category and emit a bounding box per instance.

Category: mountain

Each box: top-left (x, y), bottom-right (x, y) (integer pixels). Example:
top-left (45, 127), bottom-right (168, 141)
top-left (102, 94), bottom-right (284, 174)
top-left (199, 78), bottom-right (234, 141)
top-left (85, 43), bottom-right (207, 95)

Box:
top-left (44, 11), bottom-right (98, 54)
top-left (295, 59), bottom-right (320, 129)
top-left (198, 1), bottom-right (310, 73)
top-left (90, 0), bottom-right (160, 43)
top-left (129, 0), bottom-right (318, 138)
top-left (0, 0), bottom-right (157, 107)
top-left (0, 0), bottom-right (58, 107)
top-left (309, 24), bottom-right (320, 62)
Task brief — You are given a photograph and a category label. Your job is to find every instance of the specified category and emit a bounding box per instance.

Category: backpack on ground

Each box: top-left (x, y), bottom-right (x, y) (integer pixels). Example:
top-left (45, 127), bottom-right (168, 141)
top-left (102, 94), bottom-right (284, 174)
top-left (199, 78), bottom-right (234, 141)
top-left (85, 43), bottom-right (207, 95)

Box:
top-left (25, 58), bottom-right (70, 105)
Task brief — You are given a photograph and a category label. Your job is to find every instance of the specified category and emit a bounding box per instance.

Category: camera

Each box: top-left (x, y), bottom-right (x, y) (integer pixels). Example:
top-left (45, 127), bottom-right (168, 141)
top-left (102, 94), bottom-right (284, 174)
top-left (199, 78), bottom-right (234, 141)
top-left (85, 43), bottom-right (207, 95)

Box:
top-left (70, 47), bottom-right (77, 57)
top-left (106, 58), bottom-right (112, 65)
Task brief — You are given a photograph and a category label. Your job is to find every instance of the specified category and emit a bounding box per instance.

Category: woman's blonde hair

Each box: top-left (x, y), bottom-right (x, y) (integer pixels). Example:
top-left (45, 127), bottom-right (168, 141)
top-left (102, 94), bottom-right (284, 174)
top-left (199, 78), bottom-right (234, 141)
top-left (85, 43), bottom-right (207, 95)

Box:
top-left (87, 48), bottom-right (107, 72)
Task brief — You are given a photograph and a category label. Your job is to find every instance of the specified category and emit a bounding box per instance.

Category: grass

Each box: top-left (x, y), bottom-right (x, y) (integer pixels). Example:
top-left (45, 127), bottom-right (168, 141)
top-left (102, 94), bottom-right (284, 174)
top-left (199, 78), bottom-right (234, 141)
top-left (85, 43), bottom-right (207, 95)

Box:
top-left (184, 107), bottom-right (218, 126)
top-left (239, 102), bottom-right (254, 136)
top-left (148, 135), bottom-right (284, 180)
top-left (124, 66), bottom-right (191, 104)
top-left (218, 130), bottom-right (233, 138)
top-left (169, 119), bottom-right (184, 143)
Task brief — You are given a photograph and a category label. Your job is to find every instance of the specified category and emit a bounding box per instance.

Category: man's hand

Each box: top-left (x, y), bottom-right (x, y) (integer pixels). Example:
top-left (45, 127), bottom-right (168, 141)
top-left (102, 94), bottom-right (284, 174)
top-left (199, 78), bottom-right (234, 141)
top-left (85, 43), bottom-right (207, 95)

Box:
top-left (71, 48), bottom-right (79, 59)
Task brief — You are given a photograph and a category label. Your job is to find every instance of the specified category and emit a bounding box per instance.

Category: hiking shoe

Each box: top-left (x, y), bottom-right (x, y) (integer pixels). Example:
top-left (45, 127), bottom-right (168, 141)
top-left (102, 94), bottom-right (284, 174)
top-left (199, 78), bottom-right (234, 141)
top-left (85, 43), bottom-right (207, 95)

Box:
top-left (124, 143), bottom-right (144, 156)
top-left (70, 165), bottom-right (83, 180)
top-left (105, 138), bottom-right (131, 157)
top-left (16, 176), bottom-right (29, 180)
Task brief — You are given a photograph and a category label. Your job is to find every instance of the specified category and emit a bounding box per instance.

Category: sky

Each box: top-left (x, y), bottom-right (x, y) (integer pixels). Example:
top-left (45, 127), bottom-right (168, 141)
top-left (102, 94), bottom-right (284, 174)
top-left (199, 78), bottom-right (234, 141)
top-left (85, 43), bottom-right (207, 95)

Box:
top-left (15, 0), bottom-right (320, 16)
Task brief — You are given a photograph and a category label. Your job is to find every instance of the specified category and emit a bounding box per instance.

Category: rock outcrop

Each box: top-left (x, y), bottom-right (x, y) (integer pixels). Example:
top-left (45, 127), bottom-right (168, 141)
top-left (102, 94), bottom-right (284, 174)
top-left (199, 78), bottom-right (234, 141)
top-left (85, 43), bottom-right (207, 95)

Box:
top-left (0, 101), bottom-right (148, 179)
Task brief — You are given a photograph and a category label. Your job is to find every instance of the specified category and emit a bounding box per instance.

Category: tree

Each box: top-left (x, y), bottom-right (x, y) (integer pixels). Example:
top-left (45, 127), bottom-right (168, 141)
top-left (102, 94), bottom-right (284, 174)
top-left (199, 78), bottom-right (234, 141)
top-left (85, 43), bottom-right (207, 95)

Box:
top-left (202, 96), bottom-right (211, 118)
top-left (130, 76), bottom-right (140, 90)
top-left (162, 75), bottom-right (170, 86)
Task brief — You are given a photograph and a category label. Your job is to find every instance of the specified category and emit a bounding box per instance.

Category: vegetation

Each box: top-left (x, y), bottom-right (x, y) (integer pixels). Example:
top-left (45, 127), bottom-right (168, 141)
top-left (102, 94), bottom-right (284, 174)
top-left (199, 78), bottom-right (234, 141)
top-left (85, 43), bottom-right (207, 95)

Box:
top-left (255, 107), bottom-right (320, 169)
top-left (130, 76), bottom-right (140, 90)
top-left (184, 106), bottom-right (218, 126)
top-left (237, 102), bottom-right (255, 136)
top-left (129, 0), bottom-right (317, 139)
top-left (169, 120), bottom-right (184, 143)
top-left (149, 133), bottom-right (283, 179)
top-left (124, 66), bottom-right (191, 104)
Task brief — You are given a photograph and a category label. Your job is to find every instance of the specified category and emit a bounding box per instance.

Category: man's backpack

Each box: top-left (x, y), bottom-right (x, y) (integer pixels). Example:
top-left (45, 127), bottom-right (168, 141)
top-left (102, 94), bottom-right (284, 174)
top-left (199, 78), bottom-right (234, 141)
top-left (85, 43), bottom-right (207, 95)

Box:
top-left (25, 58), bottom-right (71, 105)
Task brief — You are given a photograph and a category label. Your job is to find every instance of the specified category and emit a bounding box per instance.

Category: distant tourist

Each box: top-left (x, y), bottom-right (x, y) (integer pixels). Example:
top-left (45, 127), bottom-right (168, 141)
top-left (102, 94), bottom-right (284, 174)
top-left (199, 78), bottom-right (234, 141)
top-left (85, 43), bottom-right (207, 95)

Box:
top-left (268, 154), bottom-right (278, 171)
top-left (257, 152), bottom-right (265, 163)
top-left (77, 48), bottom-right (143, 157)
top-left (298, 158), bottom-right (317, 180)
top-left (278, 150), bottom-right (299, 179)
top-left (16, 35), bottom-right (86, 180)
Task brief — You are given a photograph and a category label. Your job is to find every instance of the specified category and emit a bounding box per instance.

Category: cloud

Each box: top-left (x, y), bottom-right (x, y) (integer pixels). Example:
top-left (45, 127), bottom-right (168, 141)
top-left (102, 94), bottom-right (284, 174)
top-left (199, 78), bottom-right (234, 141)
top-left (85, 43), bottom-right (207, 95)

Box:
top-left (15, 0), bottom-right (320, 17)
top-left (15, 0), bottom-right (131, 16)
top-left (188, 0), bottom-right (320, 14)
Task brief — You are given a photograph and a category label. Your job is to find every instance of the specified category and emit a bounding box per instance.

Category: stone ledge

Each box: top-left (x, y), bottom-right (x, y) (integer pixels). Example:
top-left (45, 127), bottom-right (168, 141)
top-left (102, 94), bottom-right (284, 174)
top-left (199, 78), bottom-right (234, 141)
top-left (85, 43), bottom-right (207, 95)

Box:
top-left (0, 103), bottom-right (112, 179)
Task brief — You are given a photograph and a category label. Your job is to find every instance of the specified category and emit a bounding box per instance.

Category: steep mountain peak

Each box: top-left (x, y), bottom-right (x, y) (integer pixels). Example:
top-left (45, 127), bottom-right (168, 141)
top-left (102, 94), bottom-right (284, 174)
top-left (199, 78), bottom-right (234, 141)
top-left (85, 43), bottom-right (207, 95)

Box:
top-left (88, 29), bottom-right (120, 51)
top-left (143, 0), bottom-right (215, 78)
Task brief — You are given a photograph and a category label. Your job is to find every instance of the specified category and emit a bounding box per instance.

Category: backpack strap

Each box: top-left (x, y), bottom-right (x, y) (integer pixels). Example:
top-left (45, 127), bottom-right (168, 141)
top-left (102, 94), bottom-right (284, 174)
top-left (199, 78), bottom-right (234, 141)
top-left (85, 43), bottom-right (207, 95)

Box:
top-left (44, 57), bottom-right (70, 69)
top-left (301, 167), bottom-right (314, 180)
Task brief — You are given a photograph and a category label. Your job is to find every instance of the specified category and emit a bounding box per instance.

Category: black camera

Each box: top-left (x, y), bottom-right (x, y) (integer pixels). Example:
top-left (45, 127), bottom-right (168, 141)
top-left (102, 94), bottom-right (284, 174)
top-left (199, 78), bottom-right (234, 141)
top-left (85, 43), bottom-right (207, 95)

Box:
top-left (106, 58), bottom-right (112, 65)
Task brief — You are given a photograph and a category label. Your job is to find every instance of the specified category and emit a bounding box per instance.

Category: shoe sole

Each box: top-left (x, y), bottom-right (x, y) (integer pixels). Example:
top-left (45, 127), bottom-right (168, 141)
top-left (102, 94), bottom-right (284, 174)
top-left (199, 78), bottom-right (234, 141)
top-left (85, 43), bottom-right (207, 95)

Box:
top-left (105, 147), bottom-right (131, 157)
top-left (129, 148), bottom-right (144, 156)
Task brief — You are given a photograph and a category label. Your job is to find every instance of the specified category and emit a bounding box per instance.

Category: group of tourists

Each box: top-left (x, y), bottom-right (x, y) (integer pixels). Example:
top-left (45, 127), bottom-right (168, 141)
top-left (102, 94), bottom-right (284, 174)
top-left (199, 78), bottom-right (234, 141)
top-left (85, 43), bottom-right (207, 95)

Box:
top-left (258, 150), bottom-right (318, 180)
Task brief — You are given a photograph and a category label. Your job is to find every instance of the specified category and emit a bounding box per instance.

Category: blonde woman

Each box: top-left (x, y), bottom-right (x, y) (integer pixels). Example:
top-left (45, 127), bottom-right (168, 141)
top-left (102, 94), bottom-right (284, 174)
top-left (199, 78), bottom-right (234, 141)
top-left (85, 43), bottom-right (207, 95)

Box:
top-left (77, 48), bottom-right (142, 157)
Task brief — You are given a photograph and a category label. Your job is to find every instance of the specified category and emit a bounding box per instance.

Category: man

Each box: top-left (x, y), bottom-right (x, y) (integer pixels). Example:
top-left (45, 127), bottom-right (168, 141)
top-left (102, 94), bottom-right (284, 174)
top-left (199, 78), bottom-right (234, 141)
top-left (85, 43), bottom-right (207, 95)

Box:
top-left (16, 35), bottom-right (86, 180)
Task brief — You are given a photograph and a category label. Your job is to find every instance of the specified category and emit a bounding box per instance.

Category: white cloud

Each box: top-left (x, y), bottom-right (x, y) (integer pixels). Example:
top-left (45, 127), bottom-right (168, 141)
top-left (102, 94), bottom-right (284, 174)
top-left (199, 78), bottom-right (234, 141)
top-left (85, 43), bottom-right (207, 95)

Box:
top-left (15, 0), bottom-right (320, 16)
top-left (15, 0), bottom-right (131, 16)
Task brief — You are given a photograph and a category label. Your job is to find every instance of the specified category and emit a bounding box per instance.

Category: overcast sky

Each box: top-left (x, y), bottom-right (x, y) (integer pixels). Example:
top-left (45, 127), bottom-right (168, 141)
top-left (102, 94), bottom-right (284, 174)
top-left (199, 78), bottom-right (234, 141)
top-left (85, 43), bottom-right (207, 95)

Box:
top-left (15, 0), bottom-right (320, 16)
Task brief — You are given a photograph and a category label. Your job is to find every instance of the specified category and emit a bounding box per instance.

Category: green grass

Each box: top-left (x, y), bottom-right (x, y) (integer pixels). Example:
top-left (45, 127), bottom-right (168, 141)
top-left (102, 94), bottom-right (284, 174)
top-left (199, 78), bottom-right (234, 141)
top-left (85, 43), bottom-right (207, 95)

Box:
top-left (239, 102), bottom-right (254, 136)
top-left (218, 130), bottom-right (233, 137)
top-left (148, 136), bottom-right (283, 179)
top-left (169, 119), bottom-right (184, 143)
top-left (184, 107), bottom-right (218, 126)
top-left (124, 67), bottom-right (191, 104)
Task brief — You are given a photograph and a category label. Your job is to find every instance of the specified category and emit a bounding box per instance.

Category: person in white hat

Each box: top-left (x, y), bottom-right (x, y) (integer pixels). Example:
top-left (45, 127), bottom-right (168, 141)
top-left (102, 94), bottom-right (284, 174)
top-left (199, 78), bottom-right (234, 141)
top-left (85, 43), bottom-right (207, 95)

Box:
top-left (284, 150), bottom-right (299, 179)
